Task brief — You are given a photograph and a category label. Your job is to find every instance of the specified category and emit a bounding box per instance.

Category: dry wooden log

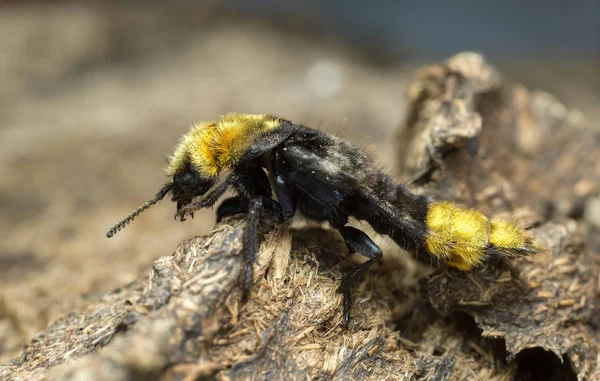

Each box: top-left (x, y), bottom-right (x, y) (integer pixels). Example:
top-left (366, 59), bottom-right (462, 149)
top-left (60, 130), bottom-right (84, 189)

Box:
top-left (2, 52), bottom-right (599, 381)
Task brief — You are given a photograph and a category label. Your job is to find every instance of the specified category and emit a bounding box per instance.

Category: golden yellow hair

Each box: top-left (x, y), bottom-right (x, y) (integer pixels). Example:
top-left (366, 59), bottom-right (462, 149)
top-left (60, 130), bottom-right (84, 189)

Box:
top-left (425, 201), bottom-right (543, 270)
top-left (166, 113), bottom-right (281, 177)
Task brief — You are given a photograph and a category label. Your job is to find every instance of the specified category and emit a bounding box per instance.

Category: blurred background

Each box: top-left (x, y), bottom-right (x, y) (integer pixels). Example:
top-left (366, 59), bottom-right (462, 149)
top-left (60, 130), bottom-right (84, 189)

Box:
top-left (0, 1), bottom-right (598, 364)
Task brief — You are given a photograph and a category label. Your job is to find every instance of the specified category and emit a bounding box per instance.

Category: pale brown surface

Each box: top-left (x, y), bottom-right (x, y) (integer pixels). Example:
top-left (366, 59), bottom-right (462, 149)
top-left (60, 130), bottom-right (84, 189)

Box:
top-left (1, 4), bottom-right (599, 381)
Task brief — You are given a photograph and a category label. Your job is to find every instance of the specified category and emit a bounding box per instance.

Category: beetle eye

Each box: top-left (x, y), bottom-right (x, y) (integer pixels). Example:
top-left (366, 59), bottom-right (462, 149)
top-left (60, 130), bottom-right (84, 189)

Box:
top-left (181, 171), bottom-right (195, 187)
top-left (174, 163), bottom-right (200, 189)
top-left (171, 163), bottom-right (215, 202)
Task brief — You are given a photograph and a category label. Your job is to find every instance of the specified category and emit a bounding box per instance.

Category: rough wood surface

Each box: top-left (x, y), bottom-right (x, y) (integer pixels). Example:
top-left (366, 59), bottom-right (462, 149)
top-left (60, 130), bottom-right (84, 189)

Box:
top-left (399, 52), bottom-right (600, 380)
top-left (2, 51), bottom-right (599, 380)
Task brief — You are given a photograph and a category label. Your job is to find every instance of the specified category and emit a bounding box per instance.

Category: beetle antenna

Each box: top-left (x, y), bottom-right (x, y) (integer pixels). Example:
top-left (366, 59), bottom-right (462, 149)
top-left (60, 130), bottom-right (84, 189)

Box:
top-left (106, 182), bottom-right (174, 238)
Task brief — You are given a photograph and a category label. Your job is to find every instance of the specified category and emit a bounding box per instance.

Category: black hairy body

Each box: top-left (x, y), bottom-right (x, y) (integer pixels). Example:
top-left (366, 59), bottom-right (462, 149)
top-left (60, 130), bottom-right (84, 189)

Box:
top-left (107, 114), bottom-right (542, 324)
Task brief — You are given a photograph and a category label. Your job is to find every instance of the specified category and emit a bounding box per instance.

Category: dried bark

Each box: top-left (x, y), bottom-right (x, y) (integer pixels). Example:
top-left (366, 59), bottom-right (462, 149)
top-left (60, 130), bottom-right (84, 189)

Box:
top-left (400, 52), bottom-right (600, 380)
top-left (2, 222), bottom-right (429, 380)
top-left (2, 52), bottom-right (599, 380)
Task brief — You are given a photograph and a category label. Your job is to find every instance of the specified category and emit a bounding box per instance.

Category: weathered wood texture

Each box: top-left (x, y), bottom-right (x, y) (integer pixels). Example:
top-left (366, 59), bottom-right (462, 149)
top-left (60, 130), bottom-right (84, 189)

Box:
top-left (2, 53), bottom-right (598, 381)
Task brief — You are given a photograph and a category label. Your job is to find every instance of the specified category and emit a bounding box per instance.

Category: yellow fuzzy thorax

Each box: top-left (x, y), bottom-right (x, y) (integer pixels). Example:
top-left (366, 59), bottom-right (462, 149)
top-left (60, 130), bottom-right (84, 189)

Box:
top-left (424, 201), bottom-right (533, 270)
top-left (166, 113), bottom-right (281, 177)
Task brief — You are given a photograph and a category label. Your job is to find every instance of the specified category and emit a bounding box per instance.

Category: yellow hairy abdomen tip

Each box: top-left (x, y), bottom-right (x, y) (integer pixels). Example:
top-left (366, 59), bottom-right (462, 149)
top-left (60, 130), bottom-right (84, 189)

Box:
top-left (489, 220), bottom-right (525, 249)
top-left (451, 214), bottom-right (488, 267)
top-left (425, 201), bottom-right (489, 270)
top-left (424, 202), bottom-right (455, 259)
